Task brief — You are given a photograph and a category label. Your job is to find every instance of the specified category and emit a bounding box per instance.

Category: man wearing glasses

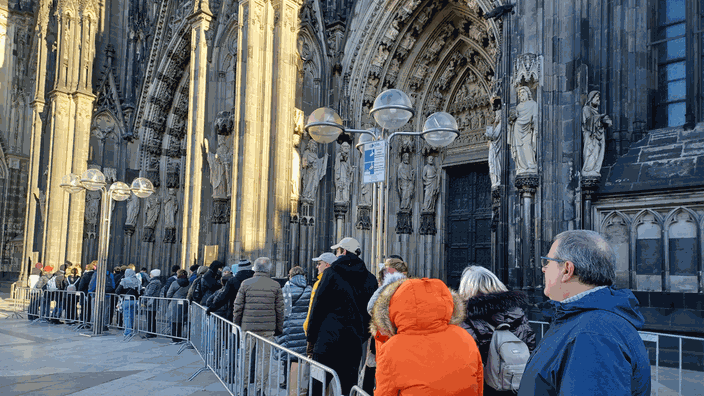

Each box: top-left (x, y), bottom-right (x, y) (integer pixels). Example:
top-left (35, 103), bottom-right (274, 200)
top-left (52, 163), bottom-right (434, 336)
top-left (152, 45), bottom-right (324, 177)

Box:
top-left (518, 230), bottom-right (650, 396)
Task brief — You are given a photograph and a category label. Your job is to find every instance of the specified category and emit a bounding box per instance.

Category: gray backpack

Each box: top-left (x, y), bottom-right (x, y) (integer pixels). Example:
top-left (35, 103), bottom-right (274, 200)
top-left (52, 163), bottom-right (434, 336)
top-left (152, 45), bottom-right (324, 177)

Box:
top-left (484, 323), bottom-right (530, 392)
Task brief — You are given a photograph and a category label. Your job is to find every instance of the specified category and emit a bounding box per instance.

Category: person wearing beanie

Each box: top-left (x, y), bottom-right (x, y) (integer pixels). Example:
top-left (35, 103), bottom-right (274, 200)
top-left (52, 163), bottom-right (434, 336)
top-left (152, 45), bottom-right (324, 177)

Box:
top-left (198, 261), bottom-right (224, 305)
top-left (142, 269), bottom-right (163, 338)
top-left (205, 259), bottom-right (254, 321)
top-left (189, 264), bottom-right (200, 283)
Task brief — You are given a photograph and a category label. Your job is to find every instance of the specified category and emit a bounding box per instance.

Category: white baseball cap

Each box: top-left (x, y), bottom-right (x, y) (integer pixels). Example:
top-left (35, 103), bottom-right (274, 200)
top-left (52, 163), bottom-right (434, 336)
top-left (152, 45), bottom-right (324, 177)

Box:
top-left (330, 237), bottom-right (361, 253)
top-left (312, 252), bottom-right (338, 265)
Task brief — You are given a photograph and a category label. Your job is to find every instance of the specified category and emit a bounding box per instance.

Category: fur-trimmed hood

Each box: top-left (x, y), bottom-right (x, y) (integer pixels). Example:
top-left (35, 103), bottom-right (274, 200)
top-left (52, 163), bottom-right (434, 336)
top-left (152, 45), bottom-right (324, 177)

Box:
top-left (371, 278), bottom-right (465, 337)
top-left (464, 290), bottom-right (529, 319)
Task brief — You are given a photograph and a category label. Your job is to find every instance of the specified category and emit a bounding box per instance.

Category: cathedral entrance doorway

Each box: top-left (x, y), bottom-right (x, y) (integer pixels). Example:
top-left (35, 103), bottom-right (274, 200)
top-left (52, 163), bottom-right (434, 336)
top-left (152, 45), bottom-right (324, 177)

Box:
top-left (445, 163), bottom-right (492, 289)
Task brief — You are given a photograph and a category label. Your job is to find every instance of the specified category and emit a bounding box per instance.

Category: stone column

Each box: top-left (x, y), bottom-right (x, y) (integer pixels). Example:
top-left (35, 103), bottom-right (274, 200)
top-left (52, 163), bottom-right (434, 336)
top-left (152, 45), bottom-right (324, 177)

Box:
top-left (334, 203), bottom-right (348, 241)
top-left (181, 3), bottom-right (212, 268)
top-left (420, 213), bottom-right (437, 278)
top-left (268, 0), bottom-right (300, 275)
top-left (581, 176), bottom-right (599, 230)
top-left (515, 175), bottom-right (539, 290)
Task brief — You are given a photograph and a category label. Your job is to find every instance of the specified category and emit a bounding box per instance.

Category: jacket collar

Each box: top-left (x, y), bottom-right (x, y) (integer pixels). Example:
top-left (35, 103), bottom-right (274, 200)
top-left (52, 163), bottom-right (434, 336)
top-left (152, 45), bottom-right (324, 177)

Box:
top-left (254, 271), bottom-right (271, 278)
top-left (464, 290), bottom-right (529, 319)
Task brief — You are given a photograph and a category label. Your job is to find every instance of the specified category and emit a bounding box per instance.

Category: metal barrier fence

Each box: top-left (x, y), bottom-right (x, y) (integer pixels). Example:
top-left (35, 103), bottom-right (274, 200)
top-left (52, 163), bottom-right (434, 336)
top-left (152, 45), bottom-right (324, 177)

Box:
top-left (27, 289), bottom-right (87, 328)
top-left (243, 331), bottom-right (341, 396)
top-left (135, 296), bottom-right (189, 342)
top-left (349, 386), bottom-right (370, 396)
top-left (207, 312), bottom-right (243, 394)
top-left (11, 286), bottom-right (33, 319)
top-left (529, 321), bottom-right (704, 396)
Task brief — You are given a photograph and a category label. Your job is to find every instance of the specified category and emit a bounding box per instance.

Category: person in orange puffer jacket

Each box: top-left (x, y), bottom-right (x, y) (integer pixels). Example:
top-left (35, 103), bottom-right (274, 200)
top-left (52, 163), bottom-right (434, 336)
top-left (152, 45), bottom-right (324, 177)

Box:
top-left (370, 277), bottom-right (483, 396)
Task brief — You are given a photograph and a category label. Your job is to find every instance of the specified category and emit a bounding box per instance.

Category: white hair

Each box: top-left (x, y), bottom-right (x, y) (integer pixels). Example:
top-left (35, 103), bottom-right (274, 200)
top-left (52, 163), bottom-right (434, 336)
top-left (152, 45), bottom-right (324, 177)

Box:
top-left (458, 266), bottom-right (508, 300)
top-left (253, 257), bottom-right (272, 273)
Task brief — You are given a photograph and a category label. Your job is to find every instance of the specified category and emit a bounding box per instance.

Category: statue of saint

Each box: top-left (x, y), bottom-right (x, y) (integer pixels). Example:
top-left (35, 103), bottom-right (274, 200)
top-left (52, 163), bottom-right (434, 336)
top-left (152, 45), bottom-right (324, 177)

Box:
top-left (84, 191), bottom-right (101, 226)
top-left (334, 142), bottom-right (353, 204)
top-left (125, 193), bottom-right (140, 227)
top-left (301, 140), bottom-right (328, 202)
top-left (581, 91), bottom-right (612, 177)
top-left (206, 135), bottom-right (232, 199)
top-left (144, 192), bottom-right (160, 229)
top-left (486, 109), bottom-right (502, 188)
top-left (422, 156), bottom-right (440, 213)
top-left (163, 188), bottom-right (178, 229)
top-left (509, 86), bottom-right (539, 175)
top-left (397, 152), bottom-right (415, 211)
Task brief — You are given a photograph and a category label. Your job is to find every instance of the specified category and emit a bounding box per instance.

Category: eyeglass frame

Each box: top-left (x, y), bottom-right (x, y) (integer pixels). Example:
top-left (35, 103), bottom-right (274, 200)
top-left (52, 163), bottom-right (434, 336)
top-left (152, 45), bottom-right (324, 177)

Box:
top-left (540, 256), bottom-right (567, 268)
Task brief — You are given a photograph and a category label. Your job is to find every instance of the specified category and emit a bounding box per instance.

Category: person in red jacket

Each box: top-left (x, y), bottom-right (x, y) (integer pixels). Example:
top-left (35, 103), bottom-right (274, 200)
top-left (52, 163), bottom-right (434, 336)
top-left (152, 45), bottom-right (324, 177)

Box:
top-left (371, 277), bottom-right (483, 396)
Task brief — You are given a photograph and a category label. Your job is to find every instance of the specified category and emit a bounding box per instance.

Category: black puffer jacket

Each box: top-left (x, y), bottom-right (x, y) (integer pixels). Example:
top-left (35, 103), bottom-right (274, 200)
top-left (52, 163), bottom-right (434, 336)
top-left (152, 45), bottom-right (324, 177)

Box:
top-left (277, 275), bottom-right (312, 356)
top-left (206, 288), bottom-right (230, 318)
top-left (199, 268), bottom-right (222, 305)
top-left (207, 269), bottom-right (254, 320)
top-left (460, 290), bottom-right (537, 364)
top-left (78, 270), bottom-right (94, 293)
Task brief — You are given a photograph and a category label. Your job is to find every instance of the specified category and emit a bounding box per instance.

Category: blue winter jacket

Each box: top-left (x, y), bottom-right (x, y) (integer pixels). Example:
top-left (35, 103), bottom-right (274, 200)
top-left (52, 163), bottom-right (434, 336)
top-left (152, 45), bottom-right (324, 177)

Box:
top-left (88, 272), bottom-right (116, 294)
top-left (518, 287), bottom-right (651, 396)
top-left (277, 275), bottom-right (312, 357)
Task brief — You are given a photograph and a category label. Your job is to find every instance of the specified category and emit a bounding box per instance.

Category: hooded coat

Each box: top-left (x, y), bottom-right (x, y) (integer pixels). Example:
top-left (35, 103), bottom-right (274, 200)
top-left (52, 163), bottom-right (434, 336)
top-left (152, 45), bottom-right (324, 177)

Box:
top-left (207, 267), bottom-right (255, 320)
top-left (199, 266), bottom-right (223, 305)
top-left (166, 277), bottom-right (190, 323)
top-left (371, 278), bottom-right (484, 396)
top-left (277, 274), bottom-right (313, 356)
top-left (517, 287), bottom-right (650, 396)
top-left (78, 270), bottom-right (94, 293)
top-left (461, 290), bottom-right (536, 364)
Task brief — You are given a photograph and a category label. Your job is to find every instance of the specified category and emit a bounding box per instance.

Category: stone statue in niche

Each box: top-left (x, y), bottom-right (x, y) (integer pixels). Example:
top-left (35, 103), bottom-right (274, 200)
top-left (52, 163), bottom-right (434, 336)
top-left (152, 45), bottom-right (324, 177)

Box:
top-left (360, 181), bottom-right (372, 206)
top-left (581, 91), bottom-right (612, 177)
top-left (508, 86), bottom-right (538, 175)
top-left (144, 191), bottom-right (160, 229)
top-left (125, 193), bottom-right (140, 227)
top-left (486, 109), bottom-right (502, 189)
top-left (421, 155), bottom-right (440, 213)
top-left (301, 139), bottom-right (328, 203)
top-left (397, 152), bottom-right (415, 211)
top-left (163, 188), bottom-right (178, 229)
top-left (84, 191), bottom-right (101, 225)
top-left (334, 142), bottom-right (353, 204)
top-left (206, 134), bottom-right (232, 199)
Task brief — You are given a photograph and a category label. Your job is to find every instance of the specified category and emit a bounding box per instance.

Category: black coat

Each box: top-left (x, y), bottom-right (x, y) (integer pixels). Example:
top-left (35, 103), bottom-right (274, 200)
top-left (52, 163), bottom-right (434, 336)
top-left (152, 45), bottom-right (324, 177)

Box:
top-left (207, 269), bottom-right (254, 320)
top-left (77, 271), bottom-right (94, 293)
top-left (198, 268), bottom-right (221, 305)
top-left (161, 275), bottom-right (177, 297)
top-left (306, 253), bottom-right (377, 356)
top-left (460, 290), bottom-right (537, 364)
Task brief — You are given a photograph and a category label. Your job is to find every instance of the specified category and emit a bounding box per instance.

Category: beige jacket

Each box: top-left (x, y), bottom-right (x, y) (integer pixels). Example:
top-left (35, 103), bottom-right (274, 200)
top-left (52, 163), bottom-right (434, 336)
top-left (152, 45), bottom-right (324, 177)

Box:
top-left (233, 272), bottom-right (284, 334)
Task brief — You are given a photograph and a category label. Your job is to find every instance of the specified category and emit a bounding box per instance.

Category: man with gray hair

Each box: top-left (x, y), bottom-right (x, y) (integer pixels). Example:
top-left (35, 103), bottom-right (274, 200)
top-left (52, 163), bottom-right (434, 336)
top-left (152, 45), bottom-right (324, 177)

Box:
top-left (234, 257), bottom-right (284, 396)
top-left (518, 230), bottom-right (651, 396)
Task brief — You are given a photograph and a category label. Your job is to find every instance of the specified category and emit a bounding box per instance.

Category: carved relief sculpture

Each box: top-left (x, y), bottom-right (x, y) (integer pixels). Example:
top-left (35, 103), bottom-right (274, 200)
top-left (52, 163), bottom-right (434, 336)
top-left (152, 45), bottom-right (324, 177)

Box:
top-left (581, 91), bottom-right (612, 178)
top-left (397, 153), bottom-right (415, 211)
top-left (334, 142), bottom-right (353, 204)
top-left (421, 155), bottom-right (440, 213)
top-left (301, 139), bottom-right (328, 203)
top-left (163, 188), bottom-right (178, 229)
top-left (486, 109), bottom-right (502, 188)
top-left (125, 193), bottom-right (140, 227)
top-left (509, 86), bottom-right (538, 175)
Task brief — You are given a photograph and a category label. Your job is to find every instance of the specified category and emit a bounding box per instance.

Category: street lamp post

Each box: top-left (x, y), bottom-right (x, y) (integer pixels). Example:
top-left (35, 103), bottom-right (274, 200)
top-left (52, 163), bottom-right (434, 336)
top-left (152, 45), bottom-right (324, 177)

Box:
top-left (61, 170), bottom-right (154, 336)
top-left (305, 89), bottom-right (459, 266)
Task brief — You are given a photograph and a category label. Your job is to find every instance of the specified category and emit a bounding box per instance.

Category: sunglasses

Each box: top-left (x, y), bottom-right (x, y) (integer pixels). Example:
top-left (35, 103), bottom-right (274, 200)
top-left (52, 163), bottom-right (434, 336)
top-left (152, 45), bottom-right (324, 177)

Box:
top-left (540, 256), bottom-right (566, 268)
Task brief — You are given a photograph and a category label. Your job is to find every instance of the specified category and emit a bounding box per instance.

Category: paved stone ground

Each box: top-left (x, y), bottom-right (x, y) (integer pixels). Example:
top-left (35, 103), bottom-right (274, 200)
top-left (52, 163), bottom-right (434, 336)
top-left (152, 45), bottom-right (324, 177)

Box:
top-left (0, 315), bottom-right (230, 396)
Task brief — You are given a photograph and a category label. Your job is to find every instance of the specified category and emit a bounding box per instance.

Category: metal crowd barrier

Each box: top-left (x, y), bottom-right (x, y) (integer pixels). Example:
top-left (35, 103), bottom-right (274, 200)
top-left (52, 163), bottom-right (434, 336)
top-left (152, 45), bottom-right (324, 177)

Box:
top-left (28, 289), bottom-right (87, 328)
top-left (207, 313), bottom-right (244, 394)
top-left (135, 296), bottom-right (189, 342)
top-left (11, 286), bottom-right (33, 319)
top-left (243, 331), bottom-right (341, 396)
top-left (349, 386), bottom-right (371, 396)
top-left (188, 303), bottom-right (210, 378)
top-left (530, 320), bottom-right (704, 396)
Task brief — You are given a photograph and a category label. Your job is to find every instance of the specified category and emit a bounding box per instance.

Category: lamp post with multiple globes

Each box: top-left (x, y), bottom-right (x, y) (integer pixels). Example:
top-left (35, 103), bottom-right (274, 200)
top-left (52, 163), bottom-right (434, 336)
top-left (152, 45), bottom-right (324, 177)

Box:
top-left (305, 89), bottom-right (459, 266)
top-left (61, 170), bottom-right (154, 336)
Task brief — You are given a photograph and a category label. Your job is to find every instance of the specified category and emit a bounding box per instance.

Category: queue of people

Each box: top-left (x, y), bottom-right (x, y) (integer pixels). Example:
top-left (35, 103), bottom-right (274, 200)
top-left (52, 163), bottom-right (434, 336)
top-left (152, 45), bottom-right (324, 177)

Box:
top-left (24, 229), bottom-right (652, 396)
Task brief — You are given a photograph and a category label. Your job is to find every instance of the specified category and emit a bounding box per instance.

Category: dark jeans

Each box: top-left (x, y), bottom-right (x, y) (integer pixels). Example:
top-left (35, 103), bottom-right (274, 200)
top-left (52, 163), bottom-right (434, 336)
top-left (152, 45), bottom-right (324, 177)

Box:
top-left (146, 309), bottom-right (157, 334)
top-left (312, 345), bottom-right (363, 396)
